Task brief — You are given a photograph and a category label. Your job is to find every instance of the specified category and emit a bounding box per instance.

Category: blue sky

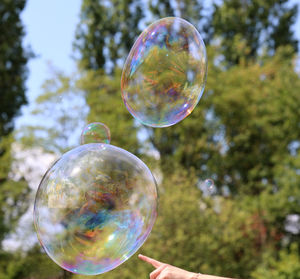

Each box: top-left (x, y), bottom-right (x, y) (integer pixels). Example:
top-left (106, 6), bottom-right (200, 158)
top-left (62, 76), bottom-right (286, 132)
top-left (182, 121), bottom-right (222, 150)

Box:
top-left (17, 0), bottom-right (300, 129)
top-left (17, 0), bottom-right (82, 128)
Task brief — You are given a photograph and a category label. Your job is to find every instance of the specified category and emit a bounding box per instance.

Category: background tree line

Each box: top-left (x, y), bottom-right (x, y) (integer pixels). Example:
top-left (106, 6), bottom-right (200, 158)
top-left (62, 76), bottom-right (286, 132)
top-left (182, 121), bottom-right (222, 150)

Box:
top-left (0, 0), bottom-right (299, 278)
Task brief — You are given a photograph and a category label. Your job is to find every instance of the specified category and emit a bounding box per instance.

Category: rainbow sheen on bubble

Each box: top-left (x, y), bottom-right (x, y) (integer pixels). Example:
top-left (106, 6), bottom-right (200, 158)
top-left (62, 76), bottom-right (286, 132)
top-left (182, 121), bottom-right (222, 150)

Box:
top-left (81, 122), bottom-right (111, 145)
top-left (33, 143), bottom-right (157, 275)
top-left (204, 179), bottom-right (214, 193)
top-left (121, 17), bottom-right (207, 127)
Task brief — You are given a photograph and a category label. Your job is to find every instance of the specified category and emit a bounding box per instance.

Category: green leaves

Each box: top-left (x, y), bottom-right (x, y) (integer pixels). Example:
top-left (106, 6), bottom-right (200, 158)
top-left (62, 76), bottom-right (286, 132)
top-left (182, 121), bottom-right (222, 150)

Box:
top-left (0, 0), bottom-right (29, 136)
top-left (252, 243), bottom-right (300, 279)
top-left (74, 0), bottom-right (145, 72)
top-left (80, 69), bottom-right (140, 154)
top-left (211, 0), bottom-right (298, 65)
top-left (0, 0), bottom-right (29, 244)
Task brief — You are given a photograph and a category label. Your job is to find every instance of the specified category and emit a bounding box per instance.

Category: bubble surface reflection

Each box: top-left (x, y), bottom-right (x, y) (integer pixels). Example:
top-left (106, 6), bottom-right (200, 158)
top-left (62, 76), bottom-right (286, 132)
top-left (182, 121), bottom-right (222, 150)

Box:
top-left (34, 143), bottom-right (157, 275)
top-left (121, 17), bottom-right (207, 127)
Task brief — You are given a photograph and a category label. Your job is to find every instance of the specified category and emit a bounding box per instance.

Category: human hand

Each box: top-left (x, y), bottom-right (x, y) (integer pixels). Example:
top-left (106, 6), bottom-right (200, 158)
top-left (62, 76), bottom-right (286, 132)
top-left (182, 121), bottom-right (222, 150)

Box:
top-left (138, 254), bottom-right (199, 279)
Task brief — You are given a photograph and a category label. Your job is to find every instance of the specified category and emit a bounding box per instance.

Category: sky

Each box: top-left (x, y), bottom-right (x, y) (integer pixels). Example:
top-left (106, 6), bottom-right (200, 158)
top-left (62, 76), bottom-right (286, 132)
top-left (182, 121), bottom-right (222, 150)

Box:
top-left (17, 0), bottom-right (82, 128)
top-left (17, 0), bottom-right (300, 130)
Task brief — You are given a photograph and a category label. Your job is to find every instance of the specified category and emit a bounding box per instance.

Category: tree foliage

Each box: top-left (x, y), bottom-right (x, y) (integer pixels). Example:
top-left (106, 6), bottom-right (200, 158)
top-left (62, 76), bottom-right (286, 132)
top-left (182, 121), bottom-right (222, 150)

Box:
top-left (211, 0), bottom-right (298, 65)
top-left (148, 0), bottom-right (206, 39)
top-left (74, 0), bottom-right (209, 72)
top-left (19, 69), bottom-right (87, 155)
top-left (74, 0), bottom-right (145, 72)
top-left (0, 0), bottom-right (29, 137)
top-left (0, 0), bottom-right (29, 242)
top-left (78, 69), bottom-right (140, 154)
top-left (147, 46), bottom-right (300, 278)
top-left (0, 1), bottom-right (31, 277)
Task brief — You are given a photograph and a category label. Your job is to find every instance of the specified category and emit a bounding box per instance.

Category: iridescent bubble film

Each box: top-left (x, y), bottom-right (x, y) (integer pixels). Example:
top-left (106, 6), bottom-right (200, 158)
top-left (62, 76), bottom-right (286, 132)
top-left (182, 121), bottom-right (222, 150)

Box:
top-left (34, 144), bottom-right (157, 275)
top-left (198, 178), bottom-right (216, 195)
top-left (204, 179), bottom-right (214, 193)
top-left (81, 122), bottom-right (111, 145)
top-left (121, 17), bottom-right (207, 127)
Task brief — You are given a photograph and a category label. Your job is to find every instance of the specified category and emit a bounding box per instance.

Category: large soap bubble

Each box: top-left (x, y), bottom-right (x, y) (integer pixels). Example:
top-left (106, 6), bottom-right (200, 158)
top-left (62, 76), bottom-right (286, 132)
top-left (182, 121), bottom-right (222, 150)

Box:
top-left (121, 17), bottom-right (207, 127)
top-left (34, 143), bottom-right (157, 275)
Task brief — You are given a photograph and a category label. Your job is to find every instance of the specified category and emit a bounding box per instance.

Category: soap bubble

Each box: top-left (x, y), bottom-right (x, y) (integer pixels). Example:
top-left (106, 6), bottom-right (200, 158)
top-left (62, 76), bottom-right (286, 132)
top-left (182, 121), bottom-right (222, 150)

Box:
top-left (34, 143), bottom-right (157, 275)
top-left (81, 122), bottom-right (111, 144)
top-left (198, 178), bottom-right (216, 195)
top-left (204, 179), bottom-right (214, 192)
top-left (121, 17), bottom-right (207, 127)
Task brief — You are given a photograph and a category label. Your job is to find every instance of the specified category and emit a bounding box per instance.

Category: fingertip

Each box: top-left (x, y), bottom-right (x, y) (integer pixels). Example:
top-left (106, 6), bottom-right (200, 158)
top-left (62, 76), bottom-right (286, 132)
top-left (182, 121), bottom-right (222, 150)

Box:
top-left (138, 254), bottom-right (152, 264)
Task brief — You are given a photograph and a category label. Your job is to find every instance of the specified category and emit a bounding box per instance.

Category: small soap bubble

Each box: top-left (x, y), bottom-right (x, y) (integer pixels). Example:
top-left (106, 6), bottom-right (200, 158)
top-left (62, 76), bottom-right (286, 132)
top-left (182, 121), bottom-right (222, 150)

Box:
top-left (121, 17), bottom-right (207, 127)
top-left (81, 122), bottom-right (111, 145)
top-left (205, 179), bottom-right (215, 193)
top-left (198, 178), bottom-right (216, 196)
top-left (34, 143), bottom-right (157, 275)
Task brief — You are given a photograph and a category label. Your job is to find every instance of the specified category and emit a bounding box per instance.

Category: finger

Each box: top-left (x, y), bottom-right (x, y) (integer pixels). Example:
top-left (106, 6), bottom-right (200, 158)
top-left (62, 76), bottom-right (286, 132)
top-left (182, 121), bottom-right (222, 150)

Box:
top-left (157, 268), bottom-right (169, 279)
top-left (150, 264), bottom-right (168, 279)
top-left (138, 254), bottom-right (163, 268)
top-left (138, 254), bottom-right (164, 268)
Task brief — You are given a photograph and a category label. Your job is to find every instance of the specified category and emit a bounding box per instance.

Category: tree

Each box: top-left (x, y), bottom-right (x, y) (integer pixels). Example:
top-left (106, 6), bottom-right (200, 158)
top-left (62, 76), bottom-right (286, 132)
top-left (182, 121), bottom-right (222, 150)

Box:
top-left (0, 246), bottom-right (63, 279)
top-left (0, 0), bottom-right (30, 242)
top-left (0, 1), bottom-right (31, 278)
top-left (74, 0), bottom-right (208, 73)
top-left (74, 0), bottom-right (145, 72)
top-left (19, 68), bottom-right (87, 155)
top-left (78, 68), bottom-right (140, 154)
top-left (252, 243), bottom-right (300, 279)
top-left (211, 0), bottom-right (298, 65)
top-left (148, 0), bottom-right (175, 19)
top-left (146, 46), bottom-right (300, 278)
top-left (148, 0), bottom-right (207, 39)
top-left (0, 0), bottom-right (29, 137)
